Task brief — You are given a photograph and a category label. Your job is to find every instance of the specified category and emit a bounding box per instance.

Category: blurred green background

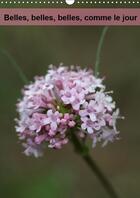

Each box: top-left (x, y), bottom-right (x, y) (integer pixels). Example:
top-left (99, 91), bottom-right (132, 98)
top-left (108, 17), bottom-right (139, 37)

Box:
top-left (0, 26), bottom-right (140, 198)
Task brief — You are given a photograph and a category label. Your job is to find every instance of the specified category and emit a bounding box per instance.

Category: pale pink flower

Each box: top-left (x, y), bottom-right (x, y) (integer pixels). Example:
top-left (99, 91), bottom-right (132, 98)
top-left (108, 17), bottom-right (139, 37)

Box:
top-left (81, 117), bottom-right (95, 134)
top-left (23, 139), bottom-right (43, 158)
top-left (29, 113), bottom-right (46, 133)
top-left (15, 65), bottom-right (121, 157)
top-left (79, 100), bottom-right (97, 121)
top-left (43, 110), bottom-right (62, 131)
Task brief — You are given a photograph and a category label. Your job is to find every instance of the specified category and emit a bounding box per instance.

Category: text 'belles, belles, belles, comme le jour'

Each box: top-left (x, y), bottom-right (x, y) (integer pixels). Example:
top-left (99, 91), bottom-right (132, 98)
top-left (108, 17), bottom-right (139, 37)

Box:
top-left (3, 14), bottom-right (138, 23)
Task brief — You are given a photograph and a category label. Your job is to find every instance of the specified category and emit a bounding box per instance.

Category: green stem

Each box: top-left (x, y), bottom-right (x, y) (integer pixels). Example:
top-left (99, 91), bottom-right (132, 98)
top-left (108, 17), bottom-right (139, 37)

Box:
top-left (0, 49), bottom-right (28, 84)
top-left (71, 132), bottom-right (119, 198)
top-left (1, 34), bottom-right (117, 198)
top-left (95, 26), bottom-right (109, 77)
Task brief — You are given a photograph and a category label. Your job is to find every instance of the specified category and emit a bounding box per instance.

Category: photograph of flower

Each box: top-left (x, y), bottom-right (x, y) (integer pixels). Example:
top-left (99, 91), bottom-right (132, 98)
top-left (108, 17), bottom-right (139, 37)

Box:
top-left (0, 26), bottom-right (140, 198)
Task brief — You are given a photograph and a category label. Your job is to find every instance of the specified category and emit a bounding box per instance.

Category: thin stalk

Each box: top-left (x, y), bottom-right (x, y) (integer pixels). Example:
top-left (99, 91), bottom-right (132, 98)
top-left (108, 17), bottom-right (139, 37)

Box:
top-left (71, 132), bottom-right (119, 198)
top-left (95, 26), bottom-right (109, 77)
top-left (0, 49), bottom-right (28, 84)
top-left (1, 35), bottom-right (118, 198)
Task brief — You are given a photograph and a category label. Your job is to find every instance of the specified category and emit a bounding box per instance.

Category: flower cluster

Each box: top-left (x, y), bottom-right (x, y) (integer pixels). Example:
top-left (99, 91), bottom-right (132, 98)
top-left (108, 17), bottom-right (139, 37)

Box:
top-left (15, 65), bottom-right (121, 157)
